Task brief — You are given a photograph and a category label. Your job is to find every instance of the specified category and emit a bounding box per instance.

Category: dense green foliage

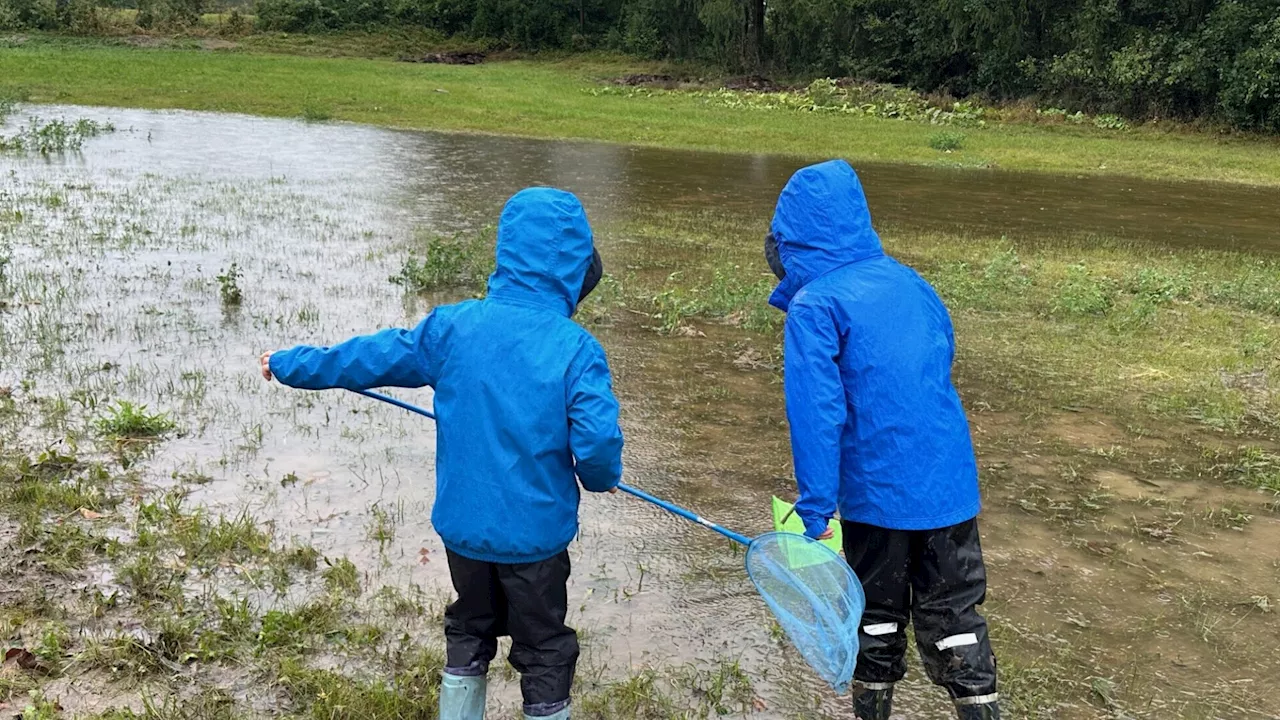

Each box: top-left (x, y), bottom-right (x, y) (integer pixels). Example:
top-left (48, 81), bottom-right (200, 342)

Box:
top-left (2, 0), bottom-right (1278, 132)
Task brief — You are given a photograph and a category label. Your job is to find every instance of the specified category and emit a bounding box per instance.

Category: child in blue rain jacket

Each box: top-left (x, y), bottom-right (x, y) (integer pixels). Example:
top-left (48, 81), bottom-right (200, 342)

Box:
top-left (260, 187), bottom-right (624, 720)
top-left (764, 160), bottom-right (1000, 720)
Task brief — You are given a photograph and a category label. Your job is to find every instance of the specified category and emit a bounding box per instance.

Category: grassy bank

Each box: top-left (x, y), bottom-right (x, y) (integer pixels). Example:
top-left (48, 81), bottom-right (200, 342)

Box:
top-left (4, 35), bottom-right (1280, 186)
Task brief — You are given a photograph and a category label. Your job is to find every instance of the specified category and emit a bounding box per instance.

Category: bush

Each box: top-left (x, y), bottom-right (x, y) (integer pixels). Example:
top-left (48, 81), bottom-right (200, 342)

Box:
top-left (137, 0), bottom-right (203, 28)
top-left (0, 0), bottom-right (57, 29)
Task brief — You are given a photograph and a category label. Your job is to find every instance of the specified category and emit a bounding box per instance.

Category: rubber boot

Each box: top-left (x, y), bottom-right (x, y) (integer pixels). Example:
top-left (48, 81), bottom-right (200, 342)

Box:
top-left (439, 672), bottom-right (487, 720)
top-left (523, 706), bottom-right (569, 720)
top-left (955, 696), bottom-right (1001, 720)
top-left (853, 684), bottom-right (893, 720)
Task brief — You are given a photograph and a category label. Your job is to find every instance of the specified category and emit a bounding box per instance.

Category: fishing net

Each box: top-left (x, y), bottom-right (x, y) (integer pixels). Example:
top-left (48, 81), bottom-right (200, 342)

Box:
top-left (745, 532), bottom-right (865, 693)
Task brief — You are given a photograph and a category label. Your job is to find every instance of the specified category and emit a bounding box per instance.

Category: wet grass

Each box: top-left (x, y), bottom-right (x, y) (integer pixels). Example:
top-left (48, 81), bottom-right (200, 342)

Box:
top-left (612, 218), bottom-right (1280, 435)
top-left (0, 392), bottom-right (765, 717)
top-left (5, 38), bottom-right (1280, 185)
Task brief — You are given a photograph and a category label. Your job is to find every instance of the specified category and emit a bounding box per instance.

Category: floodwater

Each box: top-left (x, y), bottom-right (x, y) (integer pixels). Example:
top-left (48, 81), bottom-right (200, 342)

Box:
top-left (3, 106), bottom-right (1279, 719)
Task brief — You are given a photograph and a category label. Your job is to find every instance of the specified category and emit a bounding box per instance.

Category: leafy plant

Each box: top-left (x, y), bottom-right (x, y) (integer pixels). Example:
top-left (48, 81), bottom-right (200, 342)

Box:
top-left (216, 263), bottom-right (243, 307)
top-left (389, 227), bottom-right (495, 294)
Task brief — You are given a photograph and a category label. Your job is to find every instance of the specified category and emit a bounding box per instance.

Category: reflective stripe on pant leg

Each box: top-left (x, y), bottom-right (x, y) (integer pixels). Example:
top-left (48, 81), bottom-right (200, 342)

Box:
top-left (859, 682), bottom-right (895, 690)
top-left (843, 520), bottom-right (912, 685)
top-left (909, 519), bottom-right (998, 699)
top-left (955, 693), bottom-right (1000, 706)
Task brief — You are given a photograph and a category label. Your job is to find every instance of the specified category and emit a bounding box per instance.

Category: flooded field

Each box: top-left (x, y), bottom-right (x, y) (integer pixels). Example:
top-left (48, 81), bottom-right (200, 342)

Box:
top-left (2, 106), bottom-right (1278, 719)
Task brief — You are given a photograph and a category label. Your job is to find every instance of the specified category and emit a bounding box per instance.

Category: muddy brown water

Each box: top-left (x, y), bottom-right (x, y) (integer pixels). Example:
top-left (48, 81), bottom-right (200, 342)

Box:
top-left (3, 106), bottom-right (1279, 718)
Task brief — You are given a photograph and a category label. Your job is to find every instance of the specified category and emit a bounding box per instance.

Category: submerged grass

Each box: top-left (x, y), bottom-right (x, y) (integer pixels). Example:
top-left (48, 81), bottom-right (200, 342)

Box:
top-left (3, 38), bottom-right (1280, 185)
top-left (0, 117), bottom-right (115, 154)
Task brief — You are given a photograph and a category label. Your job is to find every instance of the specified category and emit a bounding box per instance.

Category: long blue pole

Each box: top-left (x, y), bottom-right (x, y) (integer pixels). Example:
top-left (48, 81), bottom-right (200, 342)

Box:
top-left (351, 389), bottom-right (752, 547)
top-left (613, 483), bottom-right (752, 546)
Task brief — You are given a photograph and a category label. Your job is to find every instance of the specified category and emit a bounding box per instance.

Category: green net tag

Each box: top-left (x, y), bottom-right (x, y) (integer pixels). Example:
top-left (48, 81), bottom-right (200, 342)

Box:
top-left (772, 497), bottom-right (843, 568)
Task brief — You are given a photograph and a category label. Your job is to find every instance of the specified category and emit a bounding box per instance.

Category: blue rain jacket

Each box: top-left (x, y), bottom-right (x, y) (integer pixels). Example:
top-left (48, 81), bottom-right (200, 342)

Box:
top-left (269, 188), bottom-right (624, 564)
top-left (769, 160), bottom-right (980, 536)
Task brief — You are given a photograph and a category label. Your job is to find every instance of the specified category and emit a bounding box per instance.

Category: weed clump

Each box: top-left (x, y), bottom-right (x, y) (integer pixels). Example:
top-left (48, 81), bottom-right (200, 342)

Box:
top-left (929, 131), bottom-right (966, 151)
top-left (300, 103), bottom-right (333, 122)
top-left (1211, 447), bottom-right (1280, 493)
top-left (322, 557), bottom-right (361, 596)
top-left (215, 263), bottom-right (243, 307)
top-left (390, 227), bottom-right (495, 295)
top-left (1051, 263), bottom-right (1114, 316)
top-left (95, 401), bottom-right (176, 440)
top-left (0, 117), bottom-right (114, 154)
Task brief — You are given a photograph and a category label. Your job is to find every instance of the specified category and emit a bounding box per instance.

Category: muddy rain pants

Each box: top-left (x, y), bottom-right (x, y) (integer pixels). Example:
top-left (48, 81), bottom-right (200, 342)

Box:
top-left (842, 518), bottom-right (999, 707)
top-left (444, 550), bottom-right (579, 717)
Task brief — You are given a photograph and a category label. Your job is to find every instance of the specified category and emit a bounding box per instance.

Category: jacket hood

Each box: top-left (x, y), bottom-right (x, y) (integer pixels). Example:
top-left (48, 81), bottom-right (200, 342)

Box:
top-left (487, 187), bottom-right (595, 316)
top-left (768, 160), bottom-right (884, 311)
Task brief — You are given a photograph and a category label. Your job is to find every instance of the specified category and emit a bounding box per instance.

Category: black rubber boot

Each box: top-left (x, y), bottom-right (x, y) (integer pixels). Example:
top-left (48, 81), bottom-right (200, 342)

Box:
top-left (853, 684), bottom-right (894, 720)
top-left (955, 697), bottom-right (1001, 720)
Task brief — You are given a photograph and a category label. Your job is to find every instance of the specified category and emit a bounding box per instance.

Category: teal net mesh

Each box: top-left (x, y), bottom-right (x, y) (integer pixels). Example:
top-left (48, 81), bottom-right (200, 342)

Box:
top-left (745, 531), bottom-right (865, 693)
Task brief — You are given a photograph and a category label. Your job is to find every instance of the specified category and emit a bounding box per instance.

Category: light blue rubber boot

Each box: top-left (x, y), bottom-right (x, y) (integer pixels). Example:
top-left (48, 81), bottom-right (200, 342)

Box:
top-left (439, 672), bottom-right (487, 720)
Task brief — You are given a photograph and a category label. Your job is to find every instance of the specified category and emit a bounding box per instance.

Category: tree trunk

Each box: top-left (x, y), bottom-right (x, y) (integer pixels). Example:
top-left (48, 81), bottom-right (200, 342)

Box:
top-left (750, 0), bottom-right (766, 69)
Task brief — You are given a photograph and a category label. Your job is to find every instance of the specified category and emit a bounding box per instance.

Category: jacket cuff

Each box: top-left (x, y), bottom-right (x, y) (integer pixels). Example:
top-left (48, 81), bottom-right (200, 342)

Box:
top-left (269, 351), bottom-right (294, 387)
top-left (799, 511), bottom-right (830, 540)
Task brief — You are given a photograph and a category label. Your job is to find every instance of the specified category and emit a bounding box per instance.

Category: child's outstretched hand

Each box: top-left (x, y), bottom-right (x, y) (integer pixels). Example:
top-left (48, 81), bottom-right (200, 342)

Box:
top-left (259, 352), bottom-right (274, 382)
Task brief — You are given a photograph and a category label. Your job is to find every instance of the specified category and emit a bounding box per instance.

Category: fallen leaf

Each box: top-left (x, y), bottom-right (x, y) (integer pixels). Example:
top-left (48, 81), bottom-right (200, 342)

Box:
top-left (78, 508), bottom-right (104, 520)
top-left (3, 647), bottom-right (50, 673)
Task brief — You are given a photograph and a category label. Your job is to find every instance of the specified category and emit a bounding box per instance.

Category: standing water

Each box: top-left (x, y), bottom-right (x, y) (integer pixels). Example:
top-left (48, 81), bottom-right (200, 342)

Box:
top-left (3, 105), bottom-right (1279, 718)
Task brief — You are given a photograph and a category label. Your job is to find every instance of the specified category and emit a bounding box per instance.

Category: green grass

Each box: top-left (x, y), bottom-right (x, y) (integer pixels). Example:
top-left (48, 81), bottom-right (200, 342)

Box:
top-left (4, 37), bottom-right (1280, 185)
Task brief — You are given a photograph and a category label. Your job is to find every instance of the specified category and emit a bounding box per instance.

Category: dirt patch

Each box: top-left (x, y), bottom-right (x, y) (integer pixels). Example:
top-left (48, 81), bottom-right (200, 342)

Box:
top-left (200, 38), bottom-right (238, 51)
top-left (1045, 411), bottom-right (1128, 449)
top-left (1092, 468), bottom-right (1167, 500)
top-left (615, 73), bottom-right (678, 88)
top-left (722, 74), bottom-right (783, 92)
top-left (401, 51), bottom-right (486, 65)
top-left (119, 34), bottom-right (169, 48)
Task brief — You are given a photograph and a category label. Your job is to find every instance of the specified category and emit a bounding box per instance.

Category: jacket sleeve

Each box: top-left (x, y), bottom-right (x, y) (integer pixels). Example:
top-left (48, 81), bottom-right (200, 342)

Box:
top-left (269, 314), bottom-right (440, 391)
top-left (784, 301), bottom-right (847, 539)
top-left (566, 341), bottom-right (624, 493)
